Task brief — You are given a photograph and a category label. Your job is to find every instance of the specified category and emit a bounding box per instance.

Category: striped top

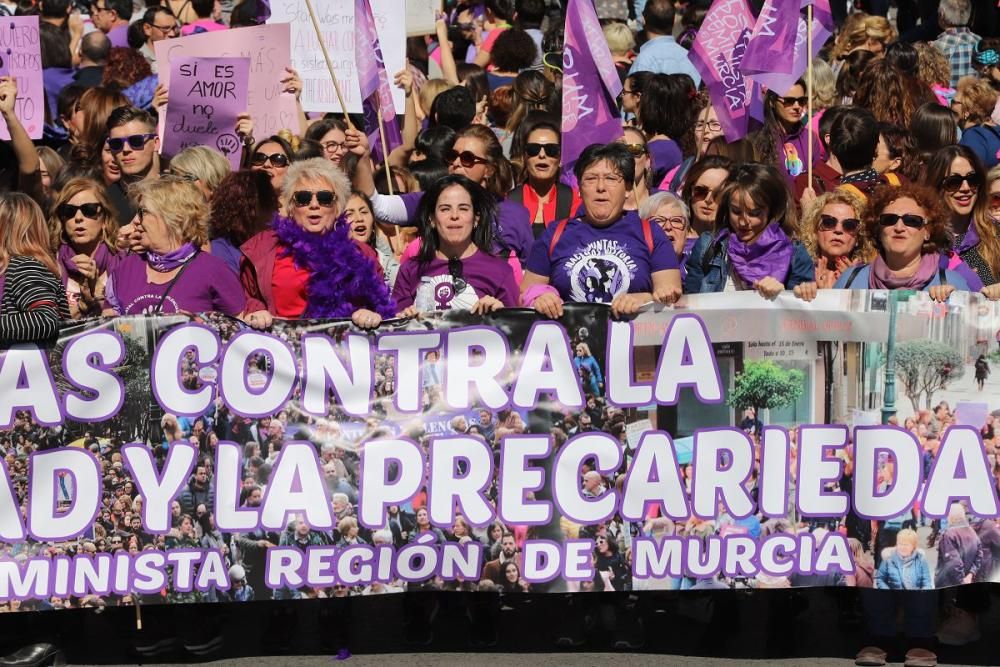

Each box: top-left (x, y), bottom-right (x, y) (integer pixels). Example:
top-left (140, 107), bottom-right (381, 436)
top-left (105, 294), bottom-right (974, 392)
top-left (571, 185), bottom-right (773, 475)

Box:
top-left (0, 256), bottom-right (71, 346)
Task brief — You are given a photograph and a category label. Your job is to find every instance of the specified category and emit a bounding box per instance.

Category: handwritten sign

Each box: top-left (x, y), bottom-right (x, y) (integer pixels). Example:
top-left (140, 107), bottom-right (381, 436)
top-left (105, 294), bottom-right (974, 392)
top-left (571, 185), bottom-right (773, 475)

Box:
top-left (406, 0), bottom-right (439, 36)
top-left (163, 56), bottom-right (250, 167)
top-left (269, 0), bottom-right (405, 114)
top-left (155, 23), bottom-right (298, 143)
top-left (0, 16), bottom-right (43, 140)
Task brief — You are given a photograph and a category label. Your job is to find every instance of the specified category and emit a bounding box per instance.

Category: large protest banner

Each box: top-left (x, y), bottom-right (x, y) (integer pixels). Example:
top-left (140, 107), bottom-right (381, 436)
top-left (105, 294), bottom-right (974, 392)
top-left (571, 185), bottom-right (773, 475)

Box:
top-left (0, 16), bottom-right (44, 140)
top-left (155, 23), bottom-right (298, 144)
top-left (269, 0), bottom-right (406, 115)
top-left (1, 291), bottom-right (1000, 608)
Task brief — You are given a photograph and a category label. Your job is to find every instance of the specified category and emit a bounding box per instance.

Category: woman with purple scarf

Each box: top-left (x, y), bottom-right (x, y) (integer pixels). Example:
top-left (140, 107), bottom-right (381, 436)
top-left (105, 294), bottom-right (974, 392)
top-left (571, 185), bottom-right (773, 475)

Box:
top-left (48, 177), bottom-right (120, 319)
top-left (834, 184), bottom-right (971, 299)
top-left (684, 164), bottom-right (816, 298)
top-left (240, 158), bottom-right (395, 331)
top-left (103, 177), bottom-right (246, 316)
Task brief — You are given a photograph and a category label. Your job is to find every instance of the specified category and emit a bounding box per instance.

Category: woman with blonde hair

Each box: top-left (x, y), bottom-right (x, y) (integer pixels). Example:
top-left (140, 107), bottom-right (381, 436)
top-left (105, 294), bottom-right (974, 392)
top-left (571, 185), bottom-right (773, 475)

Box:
top-left (48, 177), bottom-right (119, 319)
top-left (798, 189), bottom-right (874, 291)
top-left (954, 77), bottom-right (1000, 169)
top-left (0, 193), bottom-right (70, 344)
top-left (103, 176), bottom-right (245, 316)
top-left (831, 12), bottom-right (896, 64)
top-left (169, 146), bottom-right (233, 198)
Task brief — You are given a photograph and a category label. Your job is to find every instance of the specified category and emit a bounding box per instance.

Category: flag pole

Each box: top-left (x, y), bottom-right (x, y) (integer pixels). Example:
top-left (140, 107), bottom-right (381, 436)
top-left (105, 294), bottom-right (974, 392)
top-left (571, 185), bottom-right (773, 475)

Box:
top-left (806, 3), bottom-right (814, 191)
top-left (304, 0), bottom-right (355, 130)
top-left (376, 95), bottom-right (395, 195)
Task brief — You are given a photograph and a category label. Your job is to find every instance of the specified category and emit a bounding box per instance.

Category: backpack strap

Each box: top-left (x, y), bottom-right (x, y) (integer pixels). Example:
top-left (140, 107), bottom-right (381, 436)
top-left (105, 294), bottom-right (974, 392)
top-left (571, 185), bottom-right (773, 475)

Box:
top-left (508, 186), bottom-right (525, 206)
top-left (641, 216), bottom-right (654, 253)
top-left (554, 184), bottom-right (573, 221)
top-left (843, 265), bottom-right (865, 288)
top-left (547, 218), bottom-right (571, 258)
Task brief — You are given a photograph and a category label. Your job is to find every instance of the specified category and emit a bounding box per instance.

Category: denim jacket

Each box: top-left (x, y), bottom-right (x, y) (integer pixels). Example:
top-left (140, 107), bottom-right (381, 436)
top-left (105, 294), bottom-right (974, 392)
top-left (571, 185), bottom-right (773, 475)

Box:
top-left (683, 232), bottom-right (816, 294)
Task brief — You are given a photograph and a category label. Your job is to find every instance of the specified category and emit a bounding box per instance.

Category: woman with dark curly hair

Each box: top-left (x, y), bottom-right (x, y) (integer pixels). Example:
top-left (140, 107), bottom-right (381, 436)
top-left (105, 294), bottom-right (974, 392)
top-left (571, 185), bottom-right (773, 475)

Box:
top-left (209, 170), bottom-right (278, 274)
top-left (834, 183), bottom-right (971, 299)
top-left (486, 29), bottom-right (538, 91)
top-left (102, 47), bottom-right (157, 110)
top-left (853, 59), bottom-right (934, 129)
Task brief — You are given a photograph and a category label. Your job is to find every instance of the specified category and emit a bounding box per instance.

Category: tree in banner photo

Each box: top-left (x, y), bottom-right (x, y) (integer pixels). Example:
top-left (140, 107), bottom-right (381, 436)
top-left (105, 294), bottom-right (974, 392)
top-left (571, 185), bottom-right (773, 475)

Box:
top-left (0, 291), bottom-right (999, 607)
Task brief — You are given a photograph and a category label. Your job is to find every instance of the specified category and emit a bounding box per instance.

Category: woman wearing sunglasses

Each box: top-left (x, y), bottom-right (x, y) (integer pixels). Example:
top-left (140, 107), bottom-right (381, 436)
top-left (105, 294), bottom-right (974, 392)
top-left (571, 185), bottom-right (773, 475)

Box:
top-left (359, 124), bottom-right (533, 263)
top-left (240, 158), bottom-right (395, 330)
top-left (509, 114), bottom-right (580, 234)
top-left (922, 146), bottom-right (996, 289)
top-left (103, 177), bottom-right (245, 316)
top-left (749, 80), bottom-right (810, 180)
top-left (684, 163), bottom-right (815, 299)
top-left (797, 190), bottom-right (873, 295)
top-left (249, 135), bottom-right (294, 194)
top-left (0, 193), bottom-right (70, 345)
top-left (833, 184), bottom-right (970, 300)
top-left (681, 155), bottom-right (733, 240)
top-left (392, 175), bottom-right (518, 317)
top-left (619, 126), bottom-right (658, 212)
top-left (48, 177), bottom-right (120, 320)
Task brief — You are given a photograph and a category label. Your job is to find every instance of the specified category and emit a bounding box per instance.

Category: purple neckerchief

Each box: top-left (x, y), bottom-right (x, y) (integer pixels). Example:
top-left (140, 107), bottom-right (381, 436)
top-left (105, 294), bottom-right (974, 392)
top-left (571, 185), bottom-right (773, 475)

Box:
top-left (57, 243), bottom-right (117, 286)
top-left (145, 243), bottom-right (198, 272)
top-left (724, 223), bottom-right (793, 285)
top-left (870, 252), bottom-right (941, 290)
top-left (955, 218), bottom-right (980, 254)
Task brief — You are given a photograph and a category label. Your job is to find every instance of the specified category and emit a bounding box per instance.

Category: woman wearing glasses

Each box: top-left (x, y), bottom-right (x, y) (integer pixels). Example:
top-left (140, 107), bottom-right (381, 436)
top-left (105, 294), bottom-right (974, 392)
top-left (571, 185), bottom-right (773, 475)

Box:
top-left (521, 143), bottom-right (682, 318)
top-left (392, 175), bottom-right (517, 317)
top-left (659, 96), bottom-right (725, 192)
top-left (508, 114), bottom-right (580, 234)
top-left (833, 184), bottom-right (970, 299)
top-left (922, 146), bottom-right (997, 289)
top-left (304, 118), bottom-right (349, 169)
top-left (797, 190), bottom-right (873, 293)
top-left (639, 192), bottom-right (691, 278)
top-left (684, 163), bottom-right (815, 298)
top-left (249, 135), bottom-right (294, 194)
top-left (48, 177), bottom-right (120, 320)
top-left (103, 177), bottom-right (244, 316)
top-left (749, 80), bottom-right (810, 180)
top-left (240, 158), bottom-right (395, 330)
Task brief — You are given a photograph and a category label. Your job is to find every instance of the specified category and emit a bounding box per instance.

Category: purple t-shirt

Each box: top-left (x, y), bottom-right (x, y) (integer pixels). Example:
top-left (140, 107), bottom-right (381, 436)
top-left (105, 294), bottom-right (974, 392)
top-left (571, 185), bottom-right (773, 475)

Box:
top-left (392, 251), bottom-right (518, 311)
top-left (106, 24), bottom-right (130, 48)
top-left (108, 252), bottom-right (245, 315)
top-left (526, 211), bottom-right (679, 303)
top-left (647, 138), bottom-right (682, 185)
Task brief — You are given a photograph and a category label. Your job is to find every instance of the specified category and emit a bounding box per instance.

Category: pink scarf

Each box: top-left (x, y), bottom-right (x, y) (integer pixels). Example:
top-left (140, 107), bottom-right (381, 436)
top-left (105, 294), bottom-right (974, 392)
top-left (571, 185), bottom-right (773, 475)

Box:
top-left (868, 253), bottom-right (940, 290)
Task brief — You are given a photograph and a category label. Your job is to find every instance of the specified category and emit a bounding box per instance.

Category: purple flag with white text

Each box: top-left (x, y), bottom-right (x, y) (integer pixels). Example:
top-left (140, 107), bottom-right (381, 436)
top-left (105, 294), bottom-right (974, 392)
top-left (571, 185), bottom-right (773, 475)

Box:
top-left (561, 0), bottom-right (624, 186)
top-left (355, 0), bottom-right (402, 164)
top-left (742, 0), bottom-right (801, 76)
top-left (689, 0), bottom-right (757, 141)
top-left (750, 0), bottom-right (835, 96)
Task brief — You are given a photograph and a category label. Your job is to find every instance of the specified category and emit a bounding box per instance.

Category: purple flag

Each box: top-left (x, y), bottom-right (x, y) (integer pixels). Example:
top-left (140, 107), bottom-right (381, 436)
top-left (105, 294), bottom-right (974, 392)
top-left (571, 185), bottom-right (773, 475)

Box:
top-left (742, 0), bottom-right (801, 76)
top-left (561, 0), bottom-right (624, 187)
top-left (254, 0), bottom-right (270, 24)
top-left (355, 0), bottom-right (402, 164)
top-left (689, 0), bottom-right (758, 141)
top-left (751, 0), bottom-right (835, 96)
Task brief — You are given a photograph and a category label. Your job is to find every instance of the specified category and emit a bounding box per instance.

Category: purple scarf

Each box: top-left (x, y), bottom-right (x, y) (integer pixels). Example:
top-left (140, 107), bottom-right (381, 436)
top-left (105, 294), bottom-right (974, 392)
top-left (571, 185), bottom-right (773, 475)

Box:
top-left (725, 223), bottom-right (793, 286)
top-left (145, 243), bottom-right (198, 272)
top-left (271, 213), bottom-right (396, 319)
top-left (57, 243), bottom-right (117, 286)
top-left (869, 252), bottom-right (941, 290)
top-left (955, 219), bottom-right (980, 255)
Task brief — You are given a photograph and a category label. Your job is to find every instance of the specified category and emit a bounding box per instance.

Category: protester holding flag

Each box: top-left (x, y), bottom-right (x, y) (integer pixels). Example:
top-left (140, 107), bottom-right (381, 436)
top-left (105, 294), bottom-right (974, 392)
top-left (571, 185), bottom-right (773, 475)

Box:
top-left (749, 81), bottom-right (810, 180)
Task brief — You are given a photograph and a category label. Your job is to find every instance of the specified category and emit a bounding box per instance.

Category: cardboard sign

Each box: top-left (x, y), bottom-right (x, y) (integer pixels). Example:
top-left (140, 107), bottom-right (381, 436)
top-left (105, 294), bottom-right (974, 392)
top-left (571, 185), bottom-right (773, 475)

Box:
top-left (0, 16), bottom-right (43, 140)
top-left (163, 56), bottom-right (250, 166)
top-left (406, 0), bottom-right (439, 36)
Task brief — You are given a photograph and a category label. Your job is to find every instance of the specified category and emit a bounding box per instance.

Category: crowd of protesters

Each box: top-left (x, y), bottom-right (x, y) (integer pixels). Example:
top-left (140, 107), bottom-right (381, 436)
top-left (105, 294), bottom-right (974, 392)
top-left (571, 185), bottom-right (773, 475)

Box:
top-left (1, 0), bottom-right (1000, 663)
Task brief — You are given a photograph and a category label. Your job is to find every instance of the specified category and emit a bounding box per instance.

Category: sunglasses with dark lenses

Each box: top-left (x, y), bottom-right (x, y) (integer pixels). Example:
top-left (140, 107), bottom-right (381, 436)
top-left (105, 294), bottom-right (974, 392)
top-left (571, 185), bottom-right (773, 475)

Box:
top-left (777, 96), bottom-right (809, 107)
top-left (878, 213), bottom-right (927, 229)
top-left (57, 202), bottom-right (103, 221)
top-left (622, 143), bottom-right (647, 157)
top-left (818, 214), bottom-right (861, 233)
top-left (251, 152), bottom-right (290, 168)
top-left (445, 150), bottom-right (488, 168)
top-left (106, 133), bottom-right (156, 153)
top-left (525, 142), bottom-right (561, 158)
top-left (292, 190), bottom-right (336, 208)
top-left (448, 257), bottom-right (468, 293)
top-left (690, 185), bottom-right (717, 202)
top-left (940, 172), bottom-right (981, 193)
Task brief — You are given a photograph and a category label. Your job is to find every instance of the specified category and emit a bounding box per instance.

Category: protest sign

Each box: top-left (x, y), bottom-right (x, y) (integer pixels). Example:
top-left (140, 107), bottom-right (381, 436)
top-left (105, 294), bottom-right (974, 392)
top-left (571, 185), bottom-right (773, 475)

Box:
top-left (163, 56), bottom-right (250, 166)
top-left (154, 23), bottom-right (298, 143)
top-left (955, 402), bottom-right (989, 429)
top-left (1, 291), bottom-right (999, 607)
top-left (406, 0), bottom-right (439, 36)
top-left (0, 16), bottom-right (43, 140)
top-left (268, 0), bottom-right (406, 114)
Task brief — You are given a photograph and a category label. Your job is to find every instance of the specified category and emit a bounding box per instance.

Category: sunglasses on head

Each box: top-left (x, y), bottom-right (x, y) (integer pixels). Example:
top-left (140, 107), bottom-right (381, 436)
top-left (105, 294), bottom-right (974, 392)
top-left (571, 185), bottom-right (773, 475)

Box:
top-left (777, 96), bottom-right (808, 107)
top-left (106, 133), bottom-right (156, 153)
top-left (446, 149), bottom-right (488, 168)
top-left (292, 190), bottom-right (336, 208)
top-left (251, 152), bottom-right (290, 168)
top-left (622, 143), bottom-right (647, 157)
top-left (57, 202), bottom-right (102, 221)
top-left (818, 214), bottom-right (860, 232)
top-left (878, 213), bottom-right (927, 229)
top-left (448, 257), bottom-right (468, 293)
top-left (525, 142), bottom-right (560, 158)
top-left (940, 172), bottom-right (981, 193)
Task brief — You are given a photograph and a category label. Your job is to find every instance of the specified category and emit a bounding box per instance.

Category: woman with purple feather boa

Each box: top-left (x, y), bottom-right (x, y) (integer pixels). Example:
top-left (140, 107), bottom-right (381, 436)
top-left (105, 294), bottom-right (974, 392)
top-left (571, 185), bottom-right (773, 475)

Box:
top-left (240, 158), bottom-right (396, 331)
